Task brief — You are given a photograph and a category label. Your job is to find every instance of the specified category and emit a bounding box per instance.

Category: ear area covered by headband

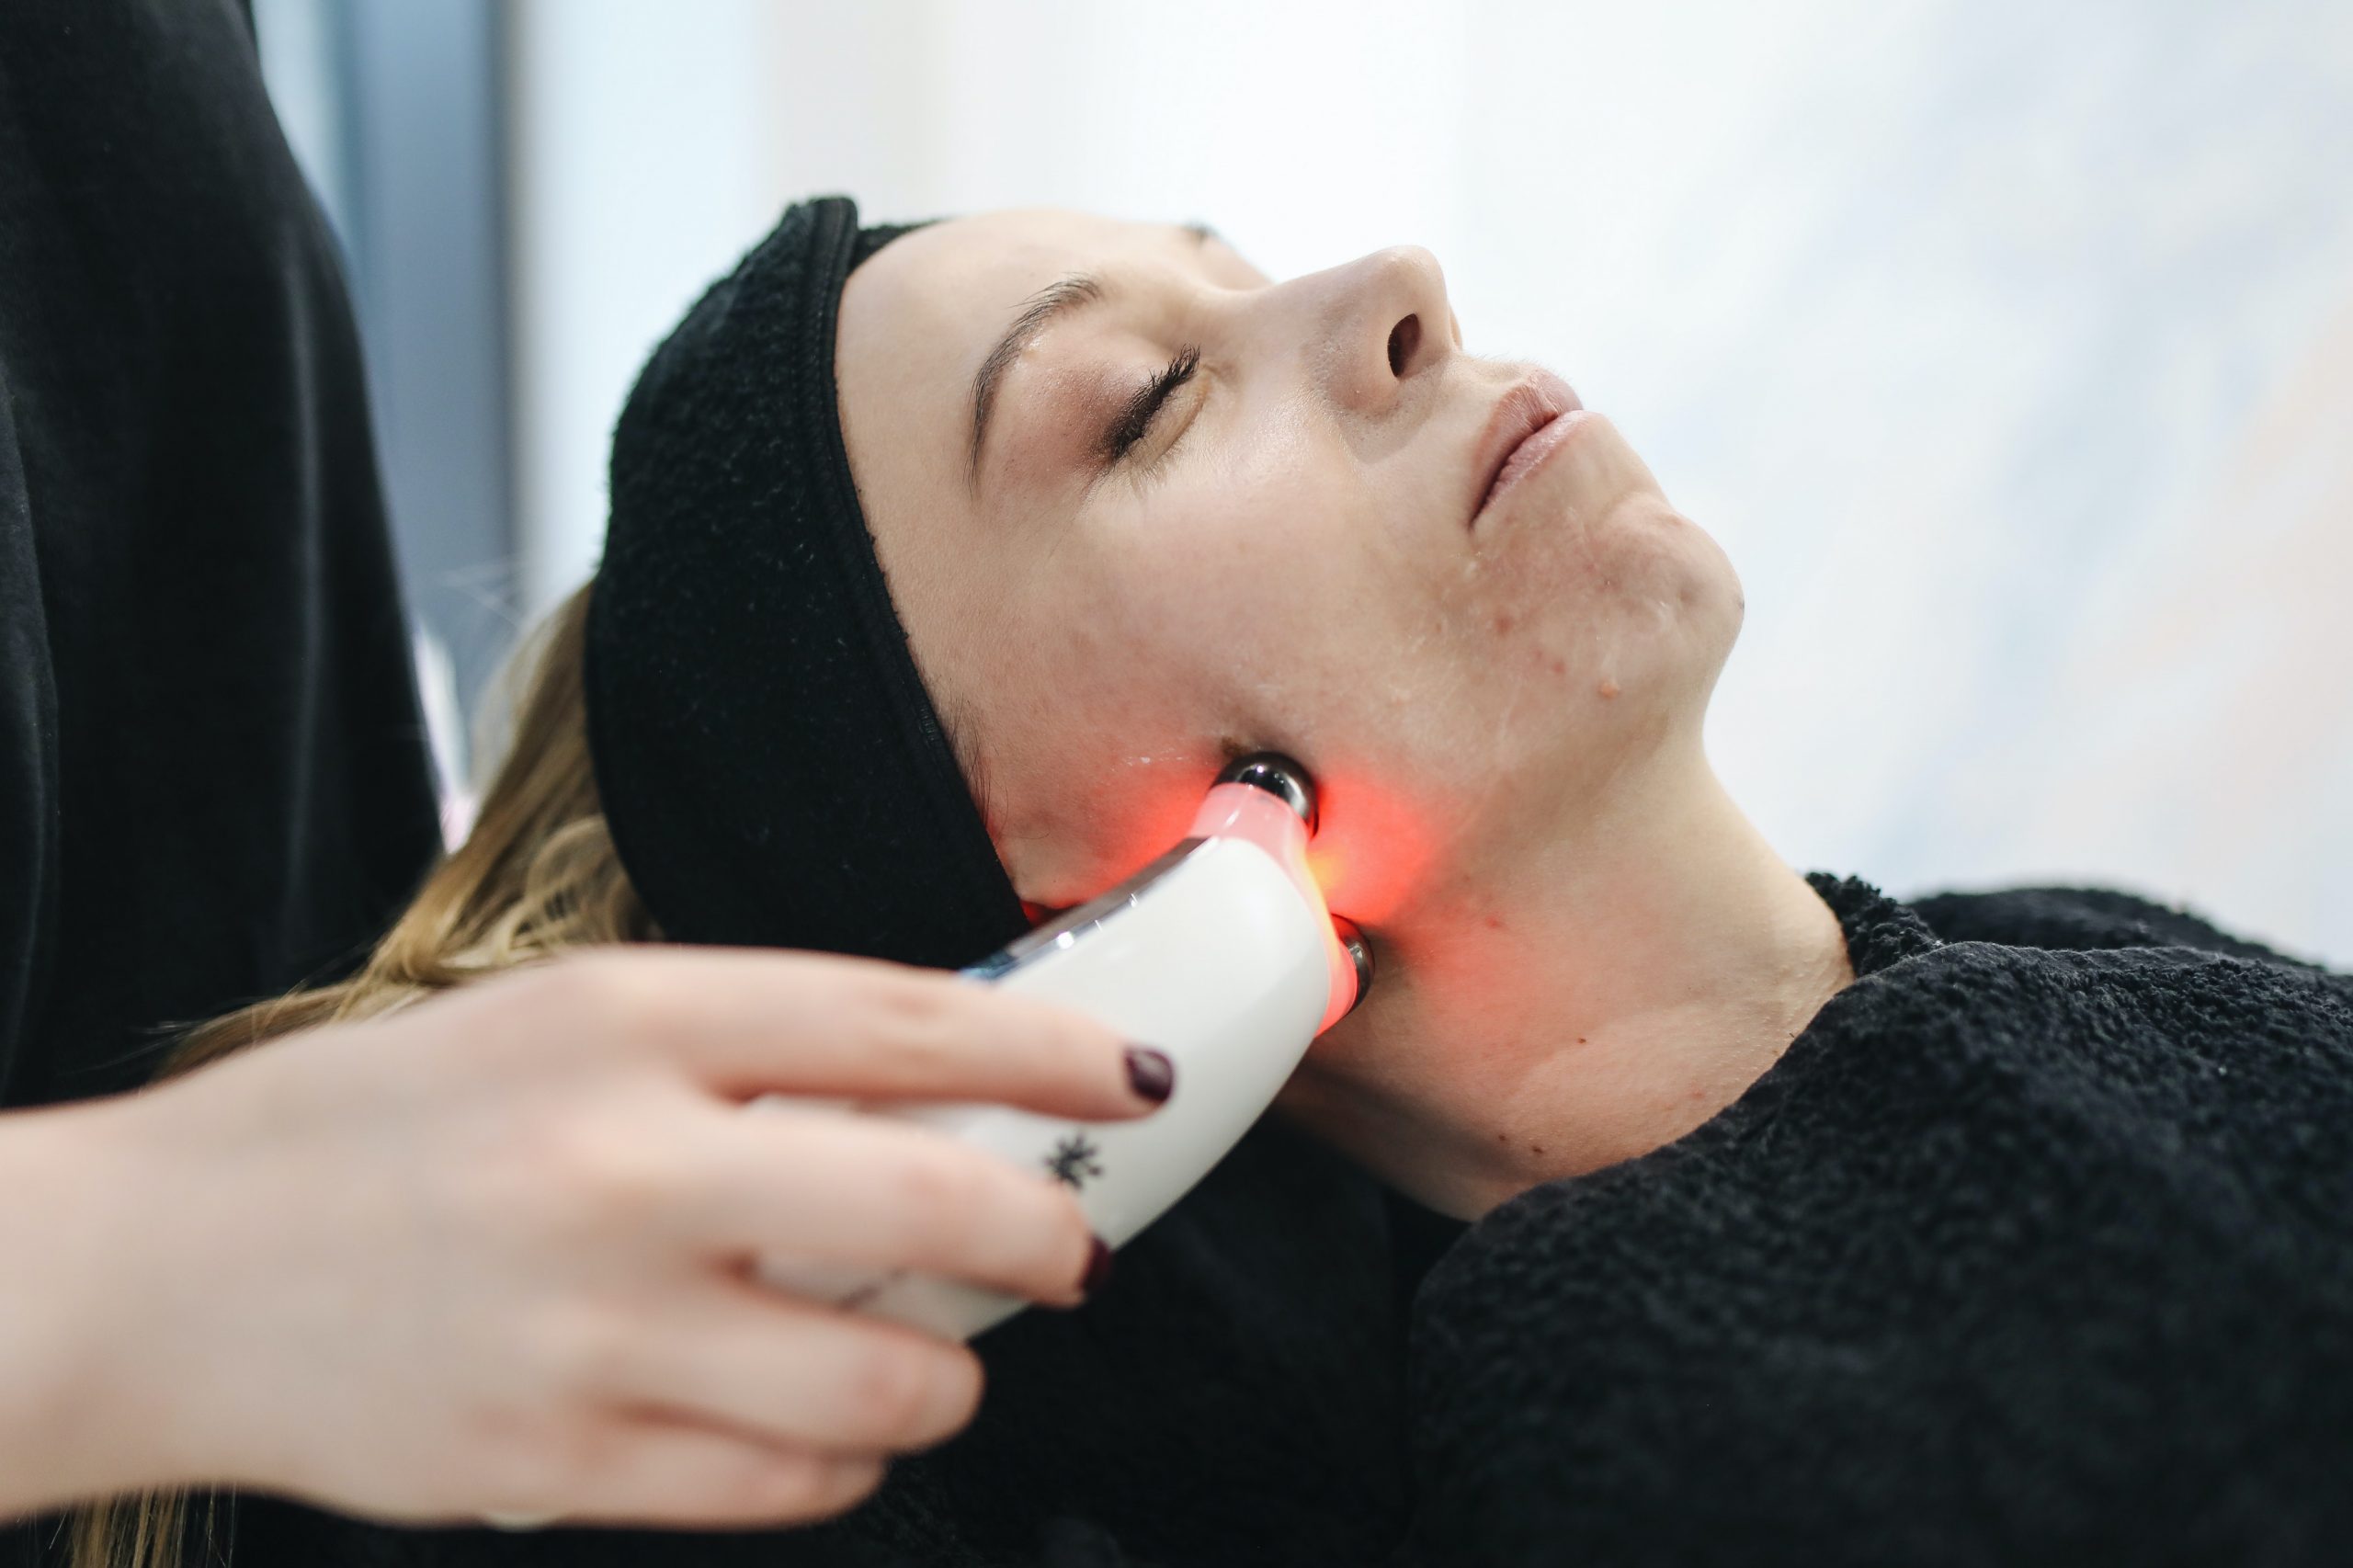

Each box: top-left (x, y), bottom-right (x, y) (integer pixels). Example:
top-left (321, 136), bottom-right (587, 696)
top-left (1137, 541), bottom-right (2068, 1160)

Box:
top-left (585, 196), bottom-right (1028, 968)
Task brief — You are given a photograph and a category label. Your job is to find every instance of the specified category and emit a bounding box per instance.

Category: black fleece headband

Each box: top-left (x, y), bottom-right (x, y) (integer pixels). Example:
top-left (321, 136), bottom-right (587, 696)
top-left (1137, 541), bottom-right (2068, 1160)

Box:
top-left (585, 196), bottom-right (1029, 969)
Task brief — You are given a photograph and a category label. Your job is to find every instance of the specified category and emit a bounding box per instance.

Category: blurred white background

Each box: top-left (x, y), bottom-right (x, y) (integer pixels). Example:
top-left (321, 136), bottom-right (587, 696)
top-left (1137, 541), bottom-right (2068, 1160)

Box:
top-left (260, 0), bottom-right (2353, 962)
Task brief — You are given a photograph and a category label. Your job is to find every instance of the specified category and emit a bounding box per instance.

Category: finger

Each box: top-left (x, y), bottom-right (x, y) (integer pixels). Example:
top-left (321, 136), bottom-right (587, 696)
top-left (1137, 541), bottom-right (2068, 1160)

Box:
top-left (544, 949), bottom-right (1172, 1118)
top-left (599, 1279), bottom-right (983, 1453)
top-left (686, 1109), bottom-right (1097, 1305)
top-left (513, 1415), bottom-right (886, 1529)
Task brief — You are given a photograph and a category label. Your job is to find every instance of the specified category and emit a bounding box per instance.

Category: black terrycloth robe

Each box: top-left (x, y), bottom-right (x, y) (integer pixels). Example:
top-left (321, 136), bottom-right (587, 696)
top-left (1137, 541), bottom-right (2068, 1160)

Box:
top-left (237, 876), bottom-right (2353, 1567)
top-left (1399, 875), bottom-right (2353, 1566)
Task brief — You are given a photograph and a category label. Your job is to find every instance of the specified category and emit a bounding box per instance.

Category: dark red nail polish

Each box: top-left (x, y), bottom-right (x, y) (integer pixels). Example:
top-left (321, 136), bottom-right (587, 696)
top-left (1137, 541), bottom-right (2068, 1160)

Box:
top-left (1124, 1046), bottom-right (1175, 1104)
top-left (1081, 1234), bottom-right (1114, 1299)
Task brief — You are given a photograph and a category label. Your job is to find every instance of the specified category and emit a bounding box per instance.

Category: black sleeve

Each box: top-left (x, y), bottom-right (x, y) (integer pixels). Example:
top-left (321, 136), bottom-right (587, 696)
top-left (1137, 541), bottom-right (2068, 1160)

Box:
top-left (227, 1501), bottom-right (1171, 1568)
top-left (0, 367), bottom-right (61, 1089)
top-left (0, 0), bottom-right (440, 1108)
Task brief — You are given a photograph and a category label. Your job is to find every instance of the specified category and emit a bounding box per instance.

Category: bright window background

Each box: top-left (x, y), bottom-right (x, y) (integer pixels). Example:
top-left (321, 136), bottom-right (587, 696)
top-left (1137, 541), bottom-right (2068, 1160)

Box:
top-left (266, 0), bottom-right (2353, 963)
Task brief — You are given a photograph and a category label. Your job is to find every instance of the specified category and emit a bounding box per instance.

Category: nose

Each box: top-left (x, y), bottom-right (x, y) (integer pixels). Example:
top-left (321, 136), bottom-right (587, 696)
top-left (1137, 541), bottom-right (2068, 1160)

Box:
top-left (1306, 245), bottom-right (1456, 415)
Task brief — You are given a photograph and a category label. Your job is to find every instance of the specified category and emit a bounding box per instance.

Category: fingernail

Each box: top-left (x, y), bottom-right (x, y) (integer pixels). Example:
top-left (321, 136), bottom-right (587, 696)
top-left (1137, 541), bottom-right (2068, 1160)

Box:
top-left (1123, 1046), bottom-right (1175, 1104)
top-left (1080, 1234), bottom-right (1114, 1299)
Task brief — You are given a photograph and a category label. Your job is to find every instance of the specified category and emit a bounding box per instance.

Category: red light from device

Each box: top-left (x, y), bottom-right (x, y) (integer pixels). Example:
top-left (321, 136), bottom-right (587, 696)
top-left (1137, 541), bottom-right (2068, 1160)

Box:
top-left (1300, 774), bottom-right (1434, 933)
top-left (1187, 782), bottom-right (1359, 1031)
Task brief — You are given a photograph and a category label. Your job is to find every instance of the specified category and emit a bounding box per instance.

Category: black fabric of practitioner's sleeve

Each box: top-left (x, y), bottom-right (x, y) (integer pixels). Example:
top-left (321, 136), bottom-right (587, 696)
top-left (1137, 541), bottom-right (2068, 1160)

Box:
top-left (2, 1), bottom-right (438, 1560)
top-left (0, 0), bottom-right (438, 1117)
top-left (1402, 875), bottom-right (2353, 1567)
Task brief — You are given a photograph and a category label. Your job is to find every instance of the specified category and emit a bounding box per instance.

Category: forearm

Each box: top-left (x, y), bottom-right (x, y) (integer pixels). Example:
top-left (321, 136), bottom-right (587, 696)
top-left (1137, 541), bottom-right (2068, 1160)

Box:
top-left (0, 1097), bottom-right (182, 1518)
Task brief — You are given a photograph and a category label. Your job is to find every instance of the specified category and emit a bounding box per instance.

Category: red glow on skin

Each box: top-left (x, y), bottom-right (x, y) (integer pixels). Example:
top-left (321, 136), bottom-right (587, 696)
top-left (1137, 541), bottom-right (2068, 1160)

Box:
top-left (1097, 781), bottom-right (1215, 892)
top-left (1302, 772), bottom-right (1437, 930)
top-left (1017, 767), bottom-right (1437, 973)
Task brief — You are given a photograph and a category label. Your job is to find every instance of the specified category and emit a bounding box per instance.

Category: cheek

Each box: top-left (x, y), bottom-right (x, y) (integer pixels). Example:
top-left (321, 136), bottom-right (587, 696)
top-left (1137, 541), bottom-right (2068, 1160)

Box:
top-left (1104, 447), bottom-right (1463, 926)
top-left (983, 438), bottom-right (1375, 892)
top-left (961, 531), bottom-right (1267, 896)
top-left (1092, 428), bottom-right (1348, 721)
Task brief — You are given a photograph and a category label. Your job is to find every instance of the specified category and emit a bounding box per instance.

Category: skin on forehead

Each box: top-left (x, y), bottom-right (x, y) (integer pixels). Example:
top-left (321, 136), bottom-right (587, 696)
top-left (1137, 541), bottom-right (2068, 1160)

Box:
top-left (845, 210), bottom-right (1255, 510)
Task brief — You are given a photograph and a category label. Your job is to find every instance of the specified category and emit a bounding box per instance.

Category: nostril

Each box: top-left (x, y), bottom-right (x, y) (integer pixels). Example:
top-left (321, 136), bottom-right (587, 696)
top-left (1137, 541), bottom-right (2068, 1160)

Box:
top-left (1387, 313), bottom-right (1420, 378)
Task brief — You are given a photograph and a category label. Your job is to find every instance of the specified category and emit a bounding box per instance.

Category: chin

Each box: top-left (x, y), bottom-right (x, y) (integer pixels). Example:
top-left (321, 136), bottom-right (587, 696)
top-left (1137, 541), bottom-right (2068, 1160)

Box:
top-left (1517, 487), bottom-right (1739, 664)
top-left (1635, 513), bottom-right (1742, 727)
top-left (1506, 516), bottom-right (1741, 785)
top-left (1677, 512), bottom-right (1745, 656)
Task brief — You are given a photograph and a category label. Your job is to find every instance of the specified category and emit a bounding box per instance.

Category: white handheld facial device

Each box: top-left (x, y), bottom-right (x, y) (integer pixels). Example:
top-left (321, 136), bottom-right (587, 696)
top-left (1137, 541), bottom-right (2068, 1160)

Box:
top-left (756, 754), bottom-right (1370, 1340)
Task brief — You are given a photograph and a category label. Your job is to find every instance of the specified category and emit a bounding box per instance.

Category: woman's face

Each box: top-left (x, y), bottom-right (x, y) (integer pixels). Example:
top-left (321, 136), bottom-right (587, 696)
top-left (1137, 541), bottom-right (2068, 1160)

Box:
top-left (836, 210), bottom-right (1738, 948)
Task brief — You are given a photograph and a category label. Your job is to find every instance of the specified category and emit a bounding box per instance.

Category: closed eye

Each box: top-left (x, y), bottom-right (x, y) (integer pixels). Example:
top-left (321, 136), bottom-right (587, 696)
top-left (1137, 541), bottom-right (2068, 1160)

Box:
top-left (1099, 346), bottom-right (1201, 466)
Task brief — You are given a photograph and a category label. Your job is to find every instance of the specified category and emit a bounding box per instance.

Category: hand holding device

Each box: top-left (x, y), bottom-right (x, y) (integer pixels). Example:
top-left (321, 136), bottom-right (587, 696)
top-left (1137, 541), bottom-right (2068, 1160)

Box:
top-left (759, 754), bottom-right (1370, 1339)
top-left (0, 949), bottom-right (1156, 1528)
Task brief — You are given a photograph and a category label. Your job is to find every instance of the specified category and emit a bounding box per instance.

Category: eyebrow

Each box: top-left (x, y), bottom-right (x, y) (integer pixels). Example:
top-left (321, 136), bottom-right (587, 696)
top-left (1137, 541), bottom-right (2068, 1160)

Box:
top-left (965, 222), bottom-right (1221, 488)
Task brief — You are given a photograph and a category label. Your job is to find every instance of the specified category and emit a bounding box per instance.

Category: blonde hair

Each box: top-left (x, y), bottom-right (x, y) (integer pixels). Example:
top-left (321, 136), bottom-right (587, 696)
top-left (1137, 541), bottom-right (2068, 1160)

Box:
top-left (73, 583), bottom-right (655, 1568)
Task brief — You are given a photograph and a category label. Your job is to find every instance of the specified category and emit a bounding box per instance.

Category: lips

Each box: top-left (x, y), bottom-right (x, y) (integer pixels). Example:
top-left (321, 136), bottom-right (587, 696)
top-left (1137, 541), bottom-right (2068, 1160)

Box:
top-left (1470, 369), bottom-right (1583, 528)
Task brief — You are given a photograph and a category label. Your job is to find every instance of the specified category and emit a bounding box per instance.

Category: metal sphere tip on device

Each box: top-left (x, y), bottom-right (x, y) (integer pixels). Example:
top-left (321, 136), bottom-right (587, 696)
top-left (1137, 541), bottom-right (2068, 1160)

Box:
top-left (1217, 752), bottom-right (1316, 833)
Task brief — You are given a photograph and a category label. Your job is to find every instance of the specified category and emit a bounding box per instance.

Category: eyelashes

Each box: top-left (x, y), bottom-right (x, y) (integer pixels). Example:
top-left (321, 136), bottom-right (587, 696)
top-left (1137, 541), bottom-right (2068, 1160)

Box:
top-left (1098, 346), bottom-right (1202, 467)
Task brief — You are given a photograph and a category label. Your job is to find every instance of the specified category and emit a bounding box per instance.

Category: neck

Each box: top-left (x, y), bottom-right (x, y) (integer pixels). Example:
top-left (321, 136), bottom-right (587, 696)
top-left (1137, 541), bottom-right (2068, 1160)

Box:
top-left (1283, 742), bottom-right (1855, 1219)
